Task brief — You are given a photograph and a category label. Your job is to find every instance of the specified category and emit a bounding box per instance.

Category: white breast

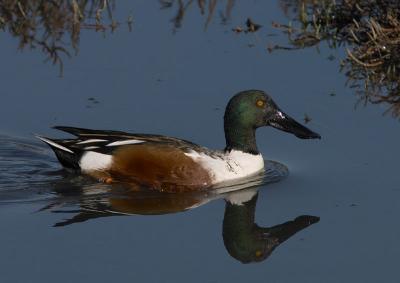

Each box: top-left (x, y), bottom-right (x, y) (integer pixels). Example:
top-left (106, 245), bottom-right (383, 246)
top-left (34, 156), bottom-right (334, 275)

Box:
top-left (184, 150), bottom-right (264, 184)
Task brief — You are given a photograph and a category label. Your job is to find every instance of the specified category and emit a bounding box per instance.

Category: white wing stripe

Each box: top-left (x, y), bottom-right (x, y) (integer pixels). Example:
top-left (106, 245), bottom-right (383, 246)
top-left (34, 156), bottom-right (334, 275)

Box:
top-left (106, 140), bottom-right (145, 146)
top-left (76, 139), bottom-right (108, 144)
top-left (36, 136), bottom-right (74, 154)
top-left (84, 146), bottom-right (100, 150)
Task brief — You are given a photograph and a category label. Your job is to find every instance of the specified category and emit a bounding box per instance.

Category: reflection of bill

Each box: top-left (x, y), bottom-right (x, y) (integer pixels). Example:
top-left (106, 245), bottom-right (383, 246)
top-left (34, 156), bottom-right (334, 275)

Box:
top-left (223, 189), bottom-right (319, 263)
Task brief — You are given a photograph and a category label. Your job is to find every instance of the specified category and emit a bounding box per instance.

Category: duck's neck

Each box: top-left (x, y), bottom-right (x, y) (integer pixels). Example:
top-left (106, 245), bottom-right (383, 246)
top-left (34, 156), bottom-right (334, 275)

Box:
top-left (224, 124), bottom-right (259, 155)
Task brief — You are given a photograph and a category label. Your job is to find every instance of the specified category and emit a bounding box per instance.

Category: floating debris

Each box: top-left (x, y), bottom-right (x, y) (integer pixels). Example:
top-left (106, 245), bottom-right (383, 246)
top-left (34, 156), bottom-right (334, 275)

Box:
top-left (230, 18), bottom-right (262, 34)
top-left (87, 97), bottom-right (100, 106)
top-left (246, 18), bottom-right (262, 33)
top-left (232, 26), bottom-right (243, 33)
top-left (303, 113), bottom-right (311, 124)
top-left (267, 43), bottom-right (298, 53)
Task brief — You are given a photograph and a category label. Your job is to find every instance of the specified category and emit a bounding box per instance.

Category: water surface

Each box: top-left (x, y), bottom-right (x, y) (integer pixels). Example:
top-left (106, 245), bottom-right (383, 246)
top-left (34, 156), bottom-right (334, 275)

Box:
top-left (0, 1), bottom-right (399, 283)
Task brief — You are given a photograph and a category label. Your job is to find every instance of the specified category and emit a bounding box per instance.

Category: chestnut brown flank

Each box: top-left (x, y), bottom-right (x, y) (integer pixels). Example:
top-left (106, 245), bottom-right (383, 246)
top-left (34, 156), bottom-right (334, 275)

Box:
top-left (107, 144), bottom-right (212, 192)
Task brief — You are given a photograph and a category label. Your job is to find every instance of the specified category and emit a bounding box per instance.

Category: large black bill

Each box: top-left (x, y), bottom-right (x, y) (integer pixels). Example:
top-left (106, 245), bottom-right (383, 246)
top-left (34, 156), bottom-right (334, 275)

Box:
top-left (268, 111), bottom-right (321, 139)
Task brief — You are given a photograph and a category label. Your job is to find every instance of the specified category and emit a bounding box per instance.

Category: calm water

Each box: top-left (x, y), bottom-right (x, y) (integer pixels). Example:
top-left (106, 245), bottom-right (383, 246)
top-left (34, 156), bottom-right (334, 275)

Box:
top-left (1, 1), bottom-right (399, 282)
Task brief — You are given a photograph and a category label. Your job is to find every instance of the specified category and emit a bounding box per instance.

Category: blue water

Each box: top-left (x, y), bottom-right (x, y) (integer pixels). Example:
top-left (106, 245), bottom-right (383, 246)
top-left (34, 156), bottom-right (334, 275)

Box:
top-left (0, 1), bottom-right (399, 282)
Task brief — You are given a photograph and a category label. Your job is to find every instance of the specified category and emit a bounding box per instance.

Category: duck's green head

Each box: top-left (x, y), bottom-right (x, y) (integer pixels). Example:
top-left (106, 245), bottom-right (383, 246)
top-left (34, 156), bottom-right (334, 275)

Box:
top-left (224, 90), bottom-right (320, 154)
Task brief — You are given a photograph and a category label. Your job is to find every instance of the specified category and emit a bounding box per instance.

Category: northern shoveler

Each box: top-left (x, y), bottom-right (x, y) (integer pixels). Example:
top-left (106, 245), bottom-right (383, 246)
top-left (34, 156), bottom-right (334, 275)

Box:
top-left (37, 90), bottom-right (320, 192)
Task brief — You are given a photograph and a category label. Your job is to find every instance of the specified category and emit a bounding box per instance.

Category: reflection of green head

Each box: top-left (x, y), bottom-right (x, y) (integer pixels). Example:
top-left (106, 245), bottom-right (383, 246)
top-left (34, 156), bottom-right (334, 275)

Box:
top-left (222, 193), bottom-right (320, 264)
top-left (223, 193), bottom-right (270, 263)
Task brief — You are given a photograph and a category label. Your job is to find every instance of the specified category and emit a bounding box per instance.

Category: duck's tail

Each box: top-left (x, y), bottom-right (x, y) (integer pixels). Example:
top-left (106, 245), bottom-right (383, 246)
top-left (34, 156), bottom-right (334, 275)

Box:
top-left (35, 135), bottom-right (81, 171)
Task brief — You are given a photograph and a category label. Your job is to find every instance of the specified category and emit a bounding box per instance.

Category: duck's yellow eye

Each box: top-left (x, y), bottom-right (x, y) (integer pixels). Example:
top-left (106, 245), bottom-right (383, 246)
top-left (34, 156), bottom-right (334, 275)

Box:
top-left (256, 100), bottom-right (265, 108)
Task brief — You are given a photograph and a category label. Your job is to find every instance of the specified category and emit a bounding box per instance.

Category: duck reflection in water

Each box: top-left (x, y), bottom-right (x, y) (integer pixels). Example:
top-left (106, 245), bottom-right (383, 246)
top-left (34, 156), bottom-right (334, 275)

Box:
top-left (43, 178), bottom-right (319, 264)
top-left (223, 189), bottom-right (319, 263)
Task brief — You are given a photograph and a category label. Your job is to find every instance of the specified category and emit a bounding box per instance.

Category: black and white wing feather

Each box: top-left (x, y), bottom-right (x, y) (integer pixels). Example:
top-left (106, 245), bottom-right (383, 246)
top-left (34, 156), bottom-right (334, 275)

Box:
top-left (36, 126), bottom-right (212, 170)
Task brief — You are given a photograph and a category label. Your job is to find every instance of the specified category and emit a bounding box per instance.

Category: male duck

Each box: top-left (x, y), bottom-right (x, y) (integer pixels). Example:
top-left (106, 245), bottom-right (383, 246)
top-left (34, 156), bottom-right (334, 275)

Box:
top-left (37, 90), bottom-right (320, 192)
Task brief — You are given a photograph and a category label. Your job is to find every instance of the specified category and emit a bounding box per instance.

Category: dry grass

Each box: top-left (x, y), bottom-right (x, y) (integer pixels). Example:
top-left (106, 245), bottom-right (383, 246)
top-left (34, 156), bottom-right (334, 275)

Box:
top-left (4, 0), bottom-right (399, 118)
top-left (274, 0), bottom-right (400, 117)
top-left (0, 0), bottom-right (233, 74)
top-left (0, 0), bottom-right (125, 75)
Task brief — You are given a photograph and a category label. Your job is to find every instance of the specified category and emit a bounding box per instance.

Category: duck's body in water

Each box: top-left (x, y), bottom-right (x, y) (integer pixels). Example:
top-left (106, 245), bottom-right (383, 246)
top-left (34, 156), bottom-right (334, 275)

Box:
top-left (37, 90), bottom-right (320, 191)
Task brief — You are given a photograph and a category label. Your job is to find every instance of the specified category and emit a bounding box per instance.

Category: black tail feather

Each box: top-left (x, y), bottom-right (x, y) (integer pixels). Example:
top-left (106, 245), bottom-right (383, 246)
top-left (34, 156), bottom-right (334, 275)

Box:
top-left (53, 149), bottom-right (80, 171)
top-left (36, 135), bottom-right (80, 171)
top-left (53, 126), bottom-right (125, 137)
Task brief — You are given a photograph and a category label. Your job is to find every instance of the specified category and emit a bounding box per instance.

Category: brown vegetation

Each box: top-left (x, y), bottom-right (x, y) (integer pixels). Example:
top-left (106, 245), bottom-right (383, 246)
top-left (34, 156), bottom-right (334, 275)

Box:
top-left (274, 0), bottom-right (400, 117)
top-left (0, 0), bottom-right (125, 75)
